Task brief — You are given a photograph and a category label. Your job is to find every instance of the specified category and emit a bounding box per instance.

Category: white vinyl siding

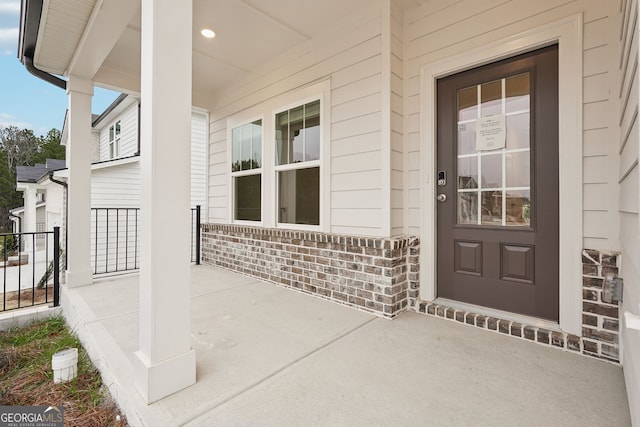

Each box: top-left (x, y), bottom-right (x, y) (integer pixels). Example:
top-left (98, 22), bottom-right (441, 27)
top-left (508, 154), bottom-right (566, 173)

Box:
top-left (91, 162), bottom-right (141, 208)
top-left (209, 2), bottom-right (389, 236)
top-left (99, 103), bottom-right (138, 161)
top-left (91, 110), bottom-right (207, 209)
top-left (618, 0), bottom-right (640, 424)
top-left (44, 185), bottom-right (64, 217)
top-left (89, 110), bottom-right (207, 273)
top-left (389, 1), bottom-right (404, 236)
top-left (209, 121), bottom-right (227, 222)
top-left (191, 111), bottom-right (208, 216)
top-left (89, 160), bottom-right (141, 273)
top-left (404, 0), bottom-right (617, 248)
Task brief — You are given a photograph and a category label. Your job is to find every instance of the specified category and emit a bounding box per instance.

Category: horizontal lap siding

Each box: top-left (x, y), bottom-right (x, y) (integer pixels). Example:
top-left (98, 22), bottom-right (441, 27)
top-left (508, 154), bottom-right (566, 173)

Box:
top-left (208, 120), bottom-right (227, 223)
top-left (99, 103), bottom-right (138, 161)
top-left (583, 12), bottom-right (617, 249)
top-left (208, 3), bottom-right (386, 235)
top-left (390, 0), bottom-right (404, 237)
top-left (91, 162), bottom-right (140, 208)
top-left (191, 111), bottom-right (208, 216)
top-left (618, 0), bottom-right (640, 424)
top-left (404, 0), bottom-right (616, 248)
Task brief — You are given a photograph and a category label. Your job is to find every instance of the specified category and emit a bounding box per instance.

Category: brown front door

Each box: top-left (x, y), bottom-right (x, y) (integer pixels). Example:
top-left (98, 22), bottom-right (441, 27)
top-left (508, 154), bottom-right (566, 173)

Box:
top-left (436, 45), bottom-right (559, 321)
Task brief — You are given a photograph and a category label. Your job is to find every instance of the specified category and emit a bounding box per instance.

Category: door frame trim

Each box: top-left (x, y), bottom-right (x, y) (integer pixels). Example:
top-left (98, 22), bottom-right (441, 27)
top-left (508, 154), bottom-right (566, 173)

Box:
top-left (419, 14), bottom-right (583, 335)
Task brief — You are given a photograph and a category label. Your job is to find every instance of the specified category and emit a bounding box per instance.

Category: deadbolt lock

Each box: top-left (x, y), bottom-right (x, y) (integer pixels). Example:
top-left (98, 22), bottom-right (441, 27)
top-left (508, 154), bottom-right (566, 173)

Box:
top-left (437, 170), bottom-right (447, 186)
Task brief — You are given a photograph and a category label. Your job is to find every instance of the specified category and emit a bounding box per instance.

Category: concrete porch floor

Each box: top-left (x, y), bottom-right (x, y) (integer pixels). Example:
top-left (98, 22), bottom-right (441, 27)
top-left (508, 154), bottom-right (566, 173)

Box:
top-left (61, 265), bottom-right (631, 427)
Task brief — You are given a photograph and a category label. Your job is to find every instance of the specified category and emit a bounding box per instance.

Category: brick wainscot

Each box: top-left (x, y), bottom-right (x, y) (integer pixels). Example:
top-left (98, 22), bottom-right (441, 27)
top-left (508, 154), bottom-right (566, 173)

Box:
top-left (201, 224), bottom-right (419, 318)
top-left (409, 249), bottom-right (622, 363)
top-left (201, 224), bottom-right (621, 363)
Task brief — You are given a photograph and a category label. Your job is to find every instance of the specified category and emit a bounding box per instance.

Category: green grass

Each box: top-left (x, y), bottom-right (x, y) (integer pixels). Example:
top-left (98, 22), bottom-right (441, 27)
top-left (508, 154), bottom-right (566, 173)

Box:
top-left (0, 316), bottom-right (127, 426)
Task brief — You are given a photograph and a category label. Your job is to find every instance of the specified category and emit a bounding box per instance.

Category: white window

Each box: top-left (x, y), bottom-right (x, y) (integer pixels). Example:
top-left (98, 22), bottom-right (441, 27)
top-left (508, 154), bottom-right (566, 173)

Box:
top-left (109, 120), bottom-right (121, 159)
top-left (231, 120), bottom-right (262, 221)
top-left (275, 100), bottom-right (320, 226)
top-left (227, 81), bottom-right (329, 229)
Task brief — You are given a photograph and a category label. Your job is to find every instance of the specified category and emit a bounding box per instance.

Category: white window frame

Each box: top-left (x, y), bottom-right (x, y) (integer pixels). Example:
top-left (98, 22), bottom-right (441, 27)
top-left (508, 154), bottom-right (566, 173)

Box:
top-left (228, 115), bottom-right (264, 225)
top-left (419, 15), bottom-right (583, 335)
top-left (108, 120), bottom-right (121, 159)
top-left (225, 79), bottom-right (331, 231)
top-left (273, 97), bottom-right (323, 231)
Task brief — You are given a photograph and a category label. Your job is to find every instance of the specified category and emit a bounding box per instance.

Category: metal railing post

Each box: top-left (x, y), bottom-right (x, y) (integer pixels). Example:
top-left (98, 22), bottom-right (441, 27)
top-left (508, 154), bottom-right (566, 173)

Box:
top-left (53, 226), bottom-right (60, 307)
top-left (195, 205), bottom-right (201, 265)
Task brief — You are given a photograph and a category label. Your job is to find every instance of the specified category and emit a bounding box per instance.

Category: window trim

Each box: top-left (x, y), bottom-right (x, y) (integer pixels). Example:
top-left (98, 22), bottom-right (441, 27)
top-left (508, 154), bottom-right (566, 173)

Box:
top-left (108, 120), bottom-right (121, 160)
top-left (419, 15), bottom-right (583, 335)
top-left (225, 79), bottom-right (331, 231)
top-left (273, 95), bottom-right (324, 231)
top-left (228, 114), bottom-right (264, 225)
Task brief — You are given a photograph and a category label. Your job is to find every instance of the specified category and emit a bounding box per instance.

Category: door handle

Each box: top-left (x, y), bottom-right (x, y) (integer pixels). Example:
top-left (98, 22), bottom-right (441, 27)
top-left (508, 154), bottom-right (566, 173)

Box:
top-left (437, 194), bottom-right (447, 202)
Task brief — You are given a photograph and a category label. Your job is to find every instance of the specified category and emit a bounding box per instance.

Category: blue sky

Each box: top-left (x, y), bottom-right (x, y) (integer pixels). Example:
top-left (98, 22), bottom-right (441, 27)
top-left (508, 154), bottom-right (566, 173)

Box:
top-left (0, 0), bottom-right (119, 137)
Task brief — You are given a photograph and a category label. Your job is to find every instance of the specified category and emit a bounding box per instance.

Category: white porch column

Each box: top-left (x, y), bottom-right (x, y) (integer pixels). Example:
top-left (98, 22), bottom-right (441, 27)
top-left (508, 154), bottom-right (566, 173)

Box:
top-left (134, 0), bottom-right (195, 404)
top-left (22, 187), bottom-right (37, 253)
top-left (65, 76), bottom-right (93, 287)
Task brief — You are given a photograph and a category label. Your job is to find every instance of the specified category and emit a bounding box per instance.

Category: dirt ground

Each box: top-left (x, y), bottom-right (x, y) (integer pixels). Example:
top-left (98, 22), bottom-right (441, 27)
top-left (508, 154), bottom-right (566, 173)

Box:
top-left (0, 316), bottom-right (128, 426)
top-left (0, 286), bottom-right (56, 311)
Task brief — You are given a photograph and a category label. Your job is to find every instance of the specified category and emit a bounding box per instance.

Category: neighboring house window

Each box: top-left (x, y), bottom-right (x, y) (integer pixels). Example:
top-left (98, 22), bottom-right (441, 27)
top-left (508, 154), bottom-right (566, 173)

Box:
top-left (231, 120), bottom-right (262, 221)
top-left (109, 120), bottom-right (121, 159)
top-left (275, 100), bottom-right (320, 226)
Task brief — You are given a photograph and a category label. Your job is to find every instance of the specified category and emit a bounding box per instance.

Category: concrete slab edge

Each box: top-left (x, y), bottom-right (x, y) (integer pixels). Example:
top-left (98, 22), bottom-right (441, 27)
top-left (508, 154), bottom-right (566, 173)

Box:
top-left (60, 286), bottom-right (168, 427)
top-left (0, 305), bottom-right (62, 331)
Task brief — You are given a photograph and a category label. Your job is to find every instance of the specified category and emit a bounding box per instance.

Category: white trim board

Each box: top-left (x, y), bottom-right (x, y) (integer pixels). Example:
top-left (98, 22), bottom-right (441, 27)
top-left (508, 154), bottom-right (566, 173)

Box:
top-left (418, 15), bottom-right (583, 335)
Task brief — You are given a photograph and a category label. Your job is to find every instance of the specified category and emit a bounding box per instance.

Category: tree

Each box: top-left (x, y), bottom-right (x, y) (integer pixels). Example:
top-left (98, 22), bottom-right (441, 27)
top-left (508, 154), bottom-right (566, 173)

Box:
top-left (0, 126), bottom-right (40, 170)
top-left (0, 149), bottom-right (23, 232)
top-left (33, 128), bottom-right (65, 164)
top-left (0, 126), bottom-right (65, 232)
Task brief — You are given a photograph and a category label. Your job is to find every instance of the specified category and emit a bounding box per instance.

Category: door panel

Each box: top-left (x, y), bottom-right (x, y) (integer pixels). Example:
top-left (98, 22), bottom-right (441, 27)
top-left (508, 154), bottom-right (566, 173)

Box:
top-left (436, 45), bottom-right (559, 321)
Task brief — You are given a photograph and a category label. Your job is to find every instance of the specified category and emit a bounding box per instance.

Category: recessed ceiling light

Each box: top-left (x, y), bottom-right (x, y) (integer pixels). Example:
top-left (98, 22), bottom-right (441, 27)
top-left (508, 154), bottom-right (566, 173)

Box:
top-left (201, 29), bottom-right (216, 39)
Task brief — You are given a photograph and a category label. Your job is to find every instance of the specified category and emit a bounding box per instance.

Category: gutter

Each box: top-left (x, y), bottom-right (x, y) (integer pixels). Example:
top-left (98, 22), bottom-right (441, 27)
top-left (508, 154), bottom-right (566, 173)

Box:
top-left (24, 55), bottom-right (66, 90)
top-left (92, 93), bottom-right (129, 127)
top-left (48, 172), bottom-right (68, 269)
top-left (19, 0), bottom-right (67, 91)
top-left (8, 213), bottom-right (21, 234)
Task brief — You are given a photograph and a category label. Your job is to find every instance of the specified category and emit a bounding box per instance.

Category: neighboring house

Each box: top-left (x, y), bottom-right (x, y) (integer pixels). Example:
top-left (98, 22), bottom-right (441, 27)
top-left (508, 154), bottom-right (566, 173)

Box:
top-left (14, 95), bottom-right (208, 272)
top-left (12, 159), bottom-right (67, 251)
top-left (17, 0), bottom-right (640, 419)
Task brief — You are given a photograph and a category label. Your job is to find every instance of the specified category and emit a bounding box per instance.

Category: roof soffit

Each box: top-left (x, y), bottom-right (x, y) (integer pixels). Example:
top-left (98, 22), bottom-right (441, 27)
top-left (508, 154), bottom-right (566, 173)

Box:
top-left (34, 0), bottom-right (97, 75)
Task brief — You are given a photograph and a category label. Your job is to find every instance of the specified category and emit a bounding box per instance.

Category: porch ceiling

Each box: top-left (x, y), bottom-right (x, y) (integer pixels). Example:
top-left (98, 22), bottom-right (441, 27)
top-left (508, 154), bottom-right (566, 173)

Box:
top-left (27, 0), bottom-right (428, 106)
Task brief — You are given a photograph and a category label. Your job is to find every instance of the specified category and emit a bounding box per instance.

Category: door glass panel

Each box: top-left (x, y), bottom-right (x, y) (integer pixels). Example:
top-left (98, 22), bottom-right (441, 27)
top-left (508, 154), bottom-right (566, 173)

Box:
top-left (457, 122), bottom-right (476, 155)
top-left (481, 191), bottom-right (502, 224)
top-left (458, 192), bottom-right (478, 224)
top-left (506, 151), bottom-right (530, 187)
top-left (480, 154), bottom-right (501, 188)
top-left (506, 190), bottom-right (531, 226)
top-left (458, 86), bottom-right (477, 121)
top-left (456, 73), bottom-right (532, 227)
top-left (506, 113), bottom-right (530, 149)
top-left (458, 157), bottom-right (478, 189)
top-left (505, 73), bottom-right (530, 113)
top-left (480, 80), bottom-right (502, 117)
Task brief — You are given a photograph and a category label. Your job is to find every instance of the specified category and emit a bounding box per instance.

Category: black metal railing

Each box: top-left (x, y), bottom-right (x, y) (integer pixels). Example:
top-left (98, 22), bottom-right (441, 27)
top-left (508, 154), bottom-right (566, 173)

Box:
top-left (191, 205), bottom-right (201, 265)
top-left (1, 227), bottom-right (60, 312)
top-left (91, 208), bottom-right (139, 275)
top-left (91, 206), bottom-right (201, 275)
